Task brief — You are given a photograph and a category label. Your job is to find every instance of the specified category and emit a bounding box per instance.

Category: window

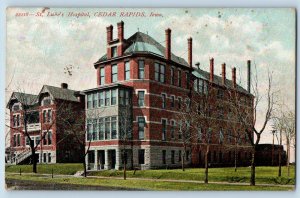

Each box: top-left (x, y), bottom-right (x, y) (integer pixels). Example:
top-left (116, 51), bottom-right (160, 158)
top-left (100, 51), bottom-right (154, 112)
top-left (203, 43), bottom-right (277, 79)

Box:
top-left (111, 89), bottom-right (117, 105)
top-left (93, 93), bottom-right (98, 108)
top-left (219, 128), bottom-right (224, 144)
top-left (178, 70), bottom-right (182, 87)
top-left (171, 67), bottom-right (175, 85)
top-left (217, 89), bottom-right (224, 99)
top-left (87, 94), bottom-right (92, 109)
top-left (43, 153), bottom-right (47, 163)
top-left (111, 47), bottom-right (117, 58)
top-left (43, 98), bottom-right (51, 106)
top-left (162, 119), bottom-right (167, 141)
top-left (138, 117), bottom-right (145, 140)
top-left (138, 91), bottom-right (145, 106)
top-left (16, 115), bottom-right (20, 126)
top-left (178, 121), bottom-right (182, 140)
top-left (178, 98), bottom-right (181, 109)
top-left (13, 135), bottom-right (16, 147)
top-left (160, 65), bottom-right (165, 83)
top-left (178, 150), bottom-right (182, 162)
top-left (186, 72), bottom-right (190, 89)
top-left (93, 119), bottom-right (98, 140)
top-left (162, 150), bottom-right (166, 164)
top-left (36, 136), bottom-right (41, 146)
top-left (98, 91), bottom-right (104, 107)
top-left (100, 67), bottom-right (105, 85)
top-left (162, 94), bottom-right (166, 109)
top-left (99, 118), bottom-right (104, 140)
top-left (48, 132), bottom-right (52, 145)
top-left (111, 117), bottom-right (117, 139)
top-left (198, 126), bottom-right (202, 143)
top-left (105, 90), bottom-right (110, 106)
top-left (43, 132), bottom-right (47, 145)
top-left (13, 115), bottom-right (17, 127)
top-left (155, 63), bottom-right (159, 81)
top-left (125, 61), bottom-right (130, 80)
top-left (119, 90), bottom-right (124, 105)
top-left (138, 149), bottom-right (145, 164)
top-left (208, 128), bottom-right (212, 143)
top-left (87, 120), bottom-right (92, 141)
top-left (138, 60), bottom-right (145, 79)
top-left (125, 90), bottom-right (130, 105)
top-left (154, 63), bottom-right (165, 83)
top-left (171, 96), bottom-right (175, 108)
top-left (13, 104), bottom-right (20, 111)
top-left (228, 130), bottom-right (232, 143)
top-left (26, 137), bottom-right (30, 146)
top-left (48, 153), bottom-right (51, 163)
top-left (170, 120), bottom-right (175, 139)
top-left (111, 64), bottom-right (118, 83)
top-left (47, 110), bottom-right (52, 122)
top-left (186, 150), bottom-right (190, 161)
top-left (171, 150), bottom-right (175, 164)
top-left (185, 98), bottom-right (190, 111)
top-left (105, 117), bottom-right (111, 140)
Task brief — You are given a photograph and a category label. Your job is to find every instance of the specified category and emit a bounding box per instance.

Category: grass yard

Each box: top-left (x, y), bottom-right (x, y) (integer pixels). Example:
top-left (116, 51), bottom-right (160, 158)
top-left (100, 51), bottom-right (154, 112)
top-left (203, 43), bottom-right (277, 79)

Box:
top-left (89, 166), bottom-right (295, 185)
top-left (5, 174), bottom-right (294, 191)
top-left (5, 163), bottom-right (83, 175)
top-left (6, 164), bottom-right (295, 186)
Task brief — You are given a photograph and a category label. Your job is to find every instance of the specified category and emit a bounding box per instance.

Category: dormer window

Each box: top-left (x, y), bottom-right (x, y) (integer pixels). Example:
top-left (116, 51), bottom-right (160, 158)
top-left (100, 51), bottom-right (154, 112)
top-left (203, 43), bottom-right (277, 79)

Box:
top-left (12, 104), bottom-right (20, 111)
top-left (111, 47), bottom-right (117, 58)
top-left (42, 96), bottom-right (51, 106)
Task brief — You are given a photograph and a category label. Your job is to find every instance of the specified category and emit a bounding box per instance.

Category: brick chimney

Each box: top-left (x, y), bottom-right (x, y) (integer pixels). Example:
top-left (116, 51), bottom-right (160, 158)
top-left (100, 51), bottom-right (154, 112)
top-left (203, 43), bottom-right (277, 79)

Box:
top-left (188, 37), bottom-right (192, 68)
top-left (222, 63), bottom-right (226, 86)
top-left (195, 62), bottom-right (200, 70)
top-left (106, 25), bottom-right (113, 44)
top-left (117, 21), bottom-right (124, 56)
top-left (165, 28), bottom-right (171, 60)
top-left (210, 58), bottom-right (214, 83)
top-left (61, 83), bottom-right (68, 89)
top-left (247, 60), bottom-right (251, 93)
top-left (232, 67), bottom-right (236, 88)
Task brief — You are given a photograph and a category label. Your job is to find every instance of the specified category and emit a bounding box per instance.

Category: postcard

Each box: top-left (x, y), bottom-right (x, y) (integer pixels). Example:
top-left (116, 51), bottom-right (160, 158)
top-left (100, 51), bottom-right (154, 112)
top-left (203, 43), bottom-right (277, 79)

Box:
top-left (5, 7), bottom-right (296, 191)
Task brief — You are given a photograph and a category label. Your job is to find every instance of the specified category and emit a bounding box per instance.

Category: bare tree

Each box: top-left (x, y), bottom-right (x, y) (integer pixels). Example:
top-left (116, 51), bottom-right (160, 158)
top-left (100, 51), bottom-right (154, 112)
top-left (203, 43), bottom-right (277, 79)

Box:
top-left (227, 67), bottom-right (275, 186)
top-left (118, 103), bottom-right (133, 180)
top-left (6, 90), bottom-right (58, 173)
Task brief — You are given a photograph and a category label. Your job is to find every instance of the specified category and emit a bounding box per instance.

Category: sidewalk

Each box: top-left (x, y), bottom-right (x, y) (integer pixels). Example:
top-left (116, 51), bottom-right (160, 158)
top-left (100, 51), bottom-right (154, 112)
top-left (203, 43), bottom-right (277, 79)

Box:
top-left (6, 172), bottom-right (294, 188)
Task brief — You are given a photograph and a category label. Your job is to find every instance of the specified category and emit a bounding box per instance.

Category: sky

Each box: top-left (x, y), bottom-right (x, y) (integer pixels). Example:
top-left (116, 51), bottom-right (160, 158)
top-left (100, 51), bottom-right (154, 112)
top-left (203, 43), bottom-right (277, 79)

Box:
top-left (5, 8), bottom-right (296, 161)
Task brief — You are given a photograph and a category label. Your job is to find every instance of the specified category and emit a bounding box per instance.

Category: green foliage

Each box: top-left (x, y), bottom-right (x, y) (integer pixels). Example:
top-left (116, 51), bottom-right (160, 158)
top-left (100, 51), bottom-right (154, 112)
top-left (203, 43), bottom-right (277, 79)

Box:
top-left (5, 163), bottom-right (83, 175)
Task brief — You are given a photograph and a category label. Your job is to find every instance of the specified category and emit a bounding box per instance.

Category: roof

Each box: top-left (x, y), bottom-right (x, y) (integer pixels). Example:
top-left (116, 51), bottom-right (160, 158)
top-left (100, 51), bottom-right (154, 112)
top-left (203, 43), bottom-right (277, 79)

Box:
top-left (95, 32), bottom-right (189, 67)
top-left (83, 83), bottom-right (133, 93)
top-left (192, 68), bottom-right (251, 95)
top-left (6, 92), bottom-right (38, 108)
top-left (39, 85), bottom-right (81, 102)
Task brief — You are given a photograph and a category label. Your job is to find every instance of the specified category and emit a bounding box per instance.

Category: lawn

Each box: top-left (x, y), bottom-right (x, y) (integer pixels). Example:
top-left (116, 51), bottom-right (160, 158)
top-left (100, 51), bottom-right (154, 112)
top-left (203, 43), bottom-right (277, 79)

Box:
top-left (5, 174), bottom-right (294, 191)
top-left (6, 164), bottom-right (295, 185)
top-left (89, 166), bottom-right (295, 185)
top-left (5, 163), bottom-right (83, 175)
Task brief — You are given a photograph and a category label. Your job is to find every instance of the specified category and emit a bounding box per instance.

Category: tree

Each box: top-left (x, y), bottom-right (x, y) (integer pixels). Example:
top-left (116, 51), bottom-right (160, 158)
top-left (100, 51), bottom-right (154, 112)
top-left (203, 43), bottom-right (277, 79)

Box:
top-left (227, 68), bottom-right (275, 186)
top-left (118, 103), bottom-right (133, 180)
top-left (6, 90), bottom-right (58, 173)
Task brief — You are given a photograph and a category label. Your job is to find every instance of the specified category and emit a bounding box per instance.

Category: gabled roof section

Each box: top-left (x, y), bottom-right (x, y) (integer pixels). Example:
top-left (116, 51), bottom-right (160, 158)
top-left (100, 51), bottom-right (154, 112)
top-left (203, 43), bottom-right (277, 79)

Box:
top-left (192, 68), bottom-right (251, 95)
top-left (6, 92), bottom-right (38, 108)
top-left (95, 32), bottom-right (189, 67)
top-left (39, 85), bottom-right (81, 102)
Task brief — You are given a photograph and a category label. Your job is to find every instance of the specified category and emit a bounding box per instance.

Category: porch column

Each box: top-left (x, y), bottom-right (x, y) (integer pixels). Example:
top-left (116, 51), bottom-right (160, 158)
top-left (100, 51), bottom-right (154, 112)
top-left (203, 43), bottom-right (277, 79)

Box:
top-left (104, 150), bottom-right (109, 169)
top-left (115, 148), bottom-right (120, 170)
top-left (94, 150), bottom-right (98, 170)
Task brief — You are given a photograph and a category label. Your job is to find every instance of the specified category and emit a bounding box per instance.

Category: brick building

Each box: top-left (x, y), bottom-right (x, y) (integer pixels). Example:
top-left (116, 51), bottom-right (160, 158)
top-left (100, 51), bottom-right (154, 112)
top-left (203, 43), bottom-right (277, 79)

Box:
top-left (6, 83), bottom-right (85, 164)
top-left (84, 21), bottom-right (254, 170)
